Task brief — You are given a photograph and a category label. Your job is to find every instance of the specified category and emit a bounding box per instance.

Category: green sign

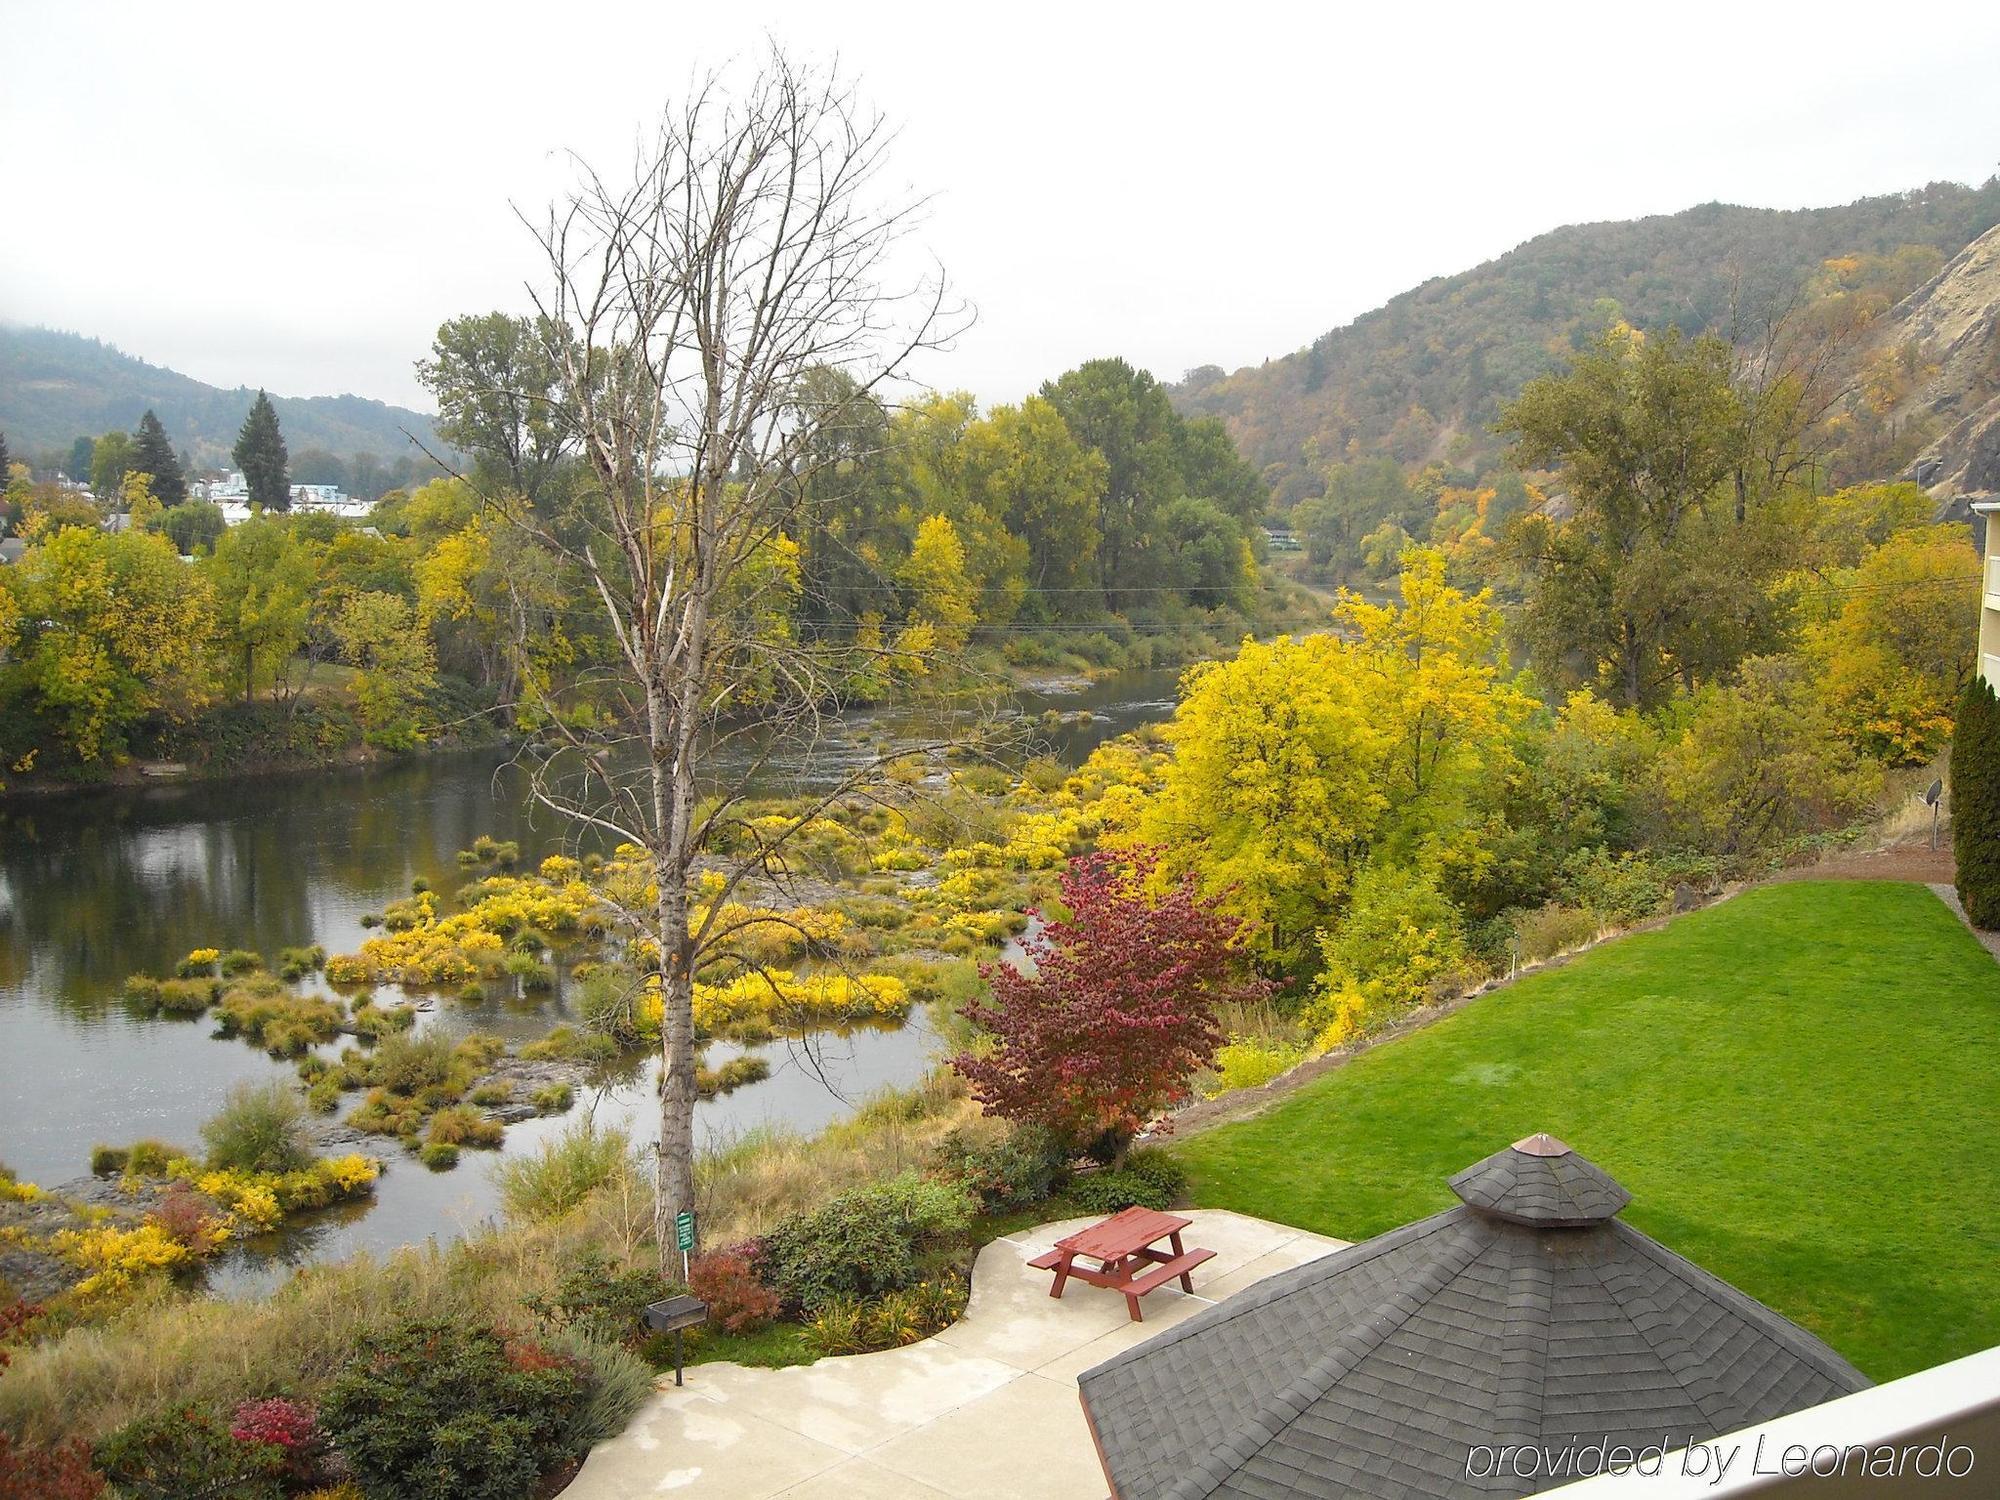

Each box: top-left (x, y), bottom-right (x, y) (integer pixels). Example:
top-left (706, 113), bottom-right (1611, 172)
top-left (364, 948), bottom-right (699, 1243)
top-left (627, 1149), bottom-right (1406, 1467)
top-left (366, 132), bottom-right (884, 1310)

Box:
top-left (675, 1210), bottom-right (696, 1252)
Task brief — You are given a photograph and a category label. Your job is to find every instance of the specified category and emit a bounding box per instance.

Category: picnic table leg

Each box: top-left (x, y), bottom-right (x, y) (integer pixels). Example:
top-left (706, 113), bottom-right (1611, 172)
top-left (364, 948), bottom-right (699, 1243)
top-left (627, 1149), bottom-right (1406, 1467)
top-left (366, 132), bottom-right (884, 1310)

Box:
top-left (1049, 1253), bottom-right (1070, 1299)
top-left (1124, 1289), bottom-right (1144, 1322)
top-left (1168, 1231), bottom-right (1196, 1292)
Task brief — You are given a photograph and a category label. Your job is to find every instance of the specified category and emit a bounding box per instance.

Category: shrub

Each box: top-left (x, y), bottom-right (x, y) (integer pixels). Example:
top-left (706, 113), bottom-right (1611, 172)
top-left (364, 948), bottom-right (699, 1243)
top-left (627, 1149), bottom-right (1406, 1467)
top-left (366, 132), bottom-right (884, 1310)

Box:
top-left (228, 1398), bottom-right (322, 1483)
top-left (276, 945), bottom-right (327, 981)
top-left (149, 1185), bottom-right (227, 1255)
top-left (218, 950), bottom-right (264, 978)
top-left (694, 1056), bottom-right (768, 1098)
top-left (0, 1434), bottom-right (107, 1498)
top-left (214, 981), bottom-right (343, 1057)
top-left (148, 978), bottom-right (221, 1016)
top-left (320, 1320), bottom-right (587, 1500)
top-left (425, 1107), bottom-right (502, 1150)
top-left (93, 1405), bottom-right (286, 1500)
top-left (468, 1083), bottom-right (511, 1107)
top-left (1514, 903), bottom-right (1603, 963)
top-left (927, 1125), bottom-right (1070, 1211)
top-left (121, 975), bottom-right (164, 1010)
top-left (419, 1142), bottom-right (460, 1171)
top-left (686, 1254), bottom-right (778, 1335)
top-left (759, 1174), bottom-right (974, 1313)
top-left (1207, 1035), bottom-right (1306, 1094)
top-left (1954, 676), bottom-right (2000, 927)
top-left (125, 1140), bottom-right (183, 1176)
top-left (524, 1251), bottom-right (665, 1349)
top-left (497, 1127), bottom-right (631, 1225)
top-left (89, 1145), bottom-right (128, 1177)
top-left (804, 1278), bottom-right (967, 1357)
top-left (201, 1082), bottom-right (312, 1175)
top-left (176, 949), bottom-right (221, 979)
top-left (803, 1296), bottom-right (867, 1356)
top-left (1120, 1147), bottom-right (1188, 1201)
top-left (530, 1082), bottom-right (574, 1113)
top-left (541, 1327), bottom-right (653, 1451)
top-left (1067, 1168), bottom-right (1172, 1216)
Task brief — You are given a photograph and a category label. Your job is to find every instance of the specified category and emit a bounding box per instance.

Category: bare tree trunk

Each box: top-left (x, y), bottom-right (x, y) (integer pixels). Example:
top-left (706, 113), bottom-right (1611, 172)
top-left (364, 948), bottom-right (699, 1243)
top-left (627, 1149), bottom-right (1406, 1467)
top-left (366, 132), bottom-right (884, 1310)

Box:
top-left (460, 46), bottom-right (963, 1273)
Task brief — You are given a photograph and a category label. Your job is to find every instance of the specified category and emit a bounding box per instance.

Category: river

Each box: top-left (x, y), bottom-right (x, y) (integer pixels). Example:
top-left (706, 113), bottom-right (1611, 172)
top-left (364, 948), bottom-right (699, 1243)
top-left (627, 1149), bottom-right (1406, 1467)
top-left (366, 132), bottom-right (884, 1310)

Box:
top-left (0, 669), bottom-right (1182, 1293)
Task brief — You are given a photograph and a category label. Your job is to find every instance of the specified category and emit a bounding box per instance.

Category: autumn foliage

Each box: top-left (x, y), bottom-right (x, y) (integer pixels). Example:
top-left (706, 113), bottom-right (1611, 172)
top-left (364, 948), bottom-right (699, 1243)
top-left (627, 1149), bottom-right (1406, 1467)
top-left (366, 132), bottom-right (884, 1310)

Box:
top-left (952, 847), bottom-right (1269, 1153)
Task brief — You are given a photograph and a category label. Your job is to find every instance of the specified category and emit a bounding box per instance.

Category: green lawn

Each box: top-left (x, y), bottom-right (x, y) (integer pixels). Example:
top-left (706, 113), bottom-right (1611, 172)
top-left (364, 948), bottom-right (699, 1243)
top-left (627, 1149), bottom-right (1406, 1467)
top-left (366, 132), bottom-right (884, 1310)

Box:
top-left (1173, 881), bottom-right (2000, 1380)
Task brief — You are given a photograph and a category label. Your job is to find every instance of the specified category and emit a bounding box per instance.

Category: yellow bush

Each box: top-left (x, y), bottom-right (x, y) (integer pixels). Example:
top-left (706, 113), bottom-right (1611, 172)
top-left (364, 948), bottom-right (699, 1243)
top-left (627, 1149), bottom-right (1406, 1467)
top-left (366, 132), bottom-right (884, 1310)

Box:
top-left (52, 1223), bottom-right (195, 1297)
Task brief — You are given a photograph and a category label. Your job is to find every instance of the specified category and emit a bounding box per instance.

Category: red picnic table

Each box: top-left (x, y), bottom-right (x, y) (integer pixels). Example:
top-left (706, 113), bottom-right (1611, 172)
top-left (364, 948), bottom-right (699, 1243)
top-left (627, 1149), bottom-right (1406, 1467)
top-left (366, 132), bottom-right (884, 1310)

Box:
top-left (1028, 1206), bottom-right (1215, 1322)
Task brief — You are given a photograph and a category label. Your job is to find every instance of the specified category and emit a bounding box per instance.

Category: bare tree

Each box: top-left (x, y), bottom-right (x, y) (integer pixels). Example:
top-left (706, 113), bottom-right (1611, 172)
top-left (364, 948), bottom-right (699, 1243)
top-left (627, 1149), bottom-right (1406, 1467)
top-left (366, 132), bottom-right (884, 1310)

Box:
top-left (493, 48), bottom-right (962, 1263)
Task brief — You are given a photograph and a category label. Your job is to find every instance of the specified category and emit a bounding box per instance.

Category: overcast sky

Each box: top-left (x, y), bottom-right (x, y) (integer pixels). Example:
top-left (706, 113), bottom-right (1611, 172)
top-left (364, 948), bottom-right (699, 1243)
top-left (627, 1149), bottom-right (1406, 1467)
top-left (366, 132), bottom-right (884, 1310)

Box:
top-left (4, 0), bottom-right (1998, 415)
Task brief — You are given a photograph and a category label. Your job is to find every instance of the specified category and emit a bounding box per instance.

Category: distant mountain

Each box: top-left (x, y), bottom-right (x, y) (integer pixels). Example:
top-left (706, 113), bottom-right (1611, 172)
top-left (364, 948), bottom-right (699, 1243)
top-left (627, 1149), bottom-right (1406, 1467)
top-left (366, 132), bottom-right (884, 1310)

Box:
top-left (1172, 180), bottom-right (2000, 503)
top-left (0, 325), bottom-right (441, 473)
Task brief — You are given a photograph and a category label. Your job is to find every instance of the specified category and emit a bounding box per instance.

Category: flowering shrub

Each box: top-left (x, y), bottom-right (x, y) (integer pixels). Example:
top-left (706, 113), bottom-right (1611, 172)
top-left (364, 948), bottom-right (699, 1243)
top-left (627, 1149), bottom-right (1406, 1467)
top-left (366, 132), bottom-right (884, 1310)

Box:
top-left (689, 968), bottom-right (908, 1035)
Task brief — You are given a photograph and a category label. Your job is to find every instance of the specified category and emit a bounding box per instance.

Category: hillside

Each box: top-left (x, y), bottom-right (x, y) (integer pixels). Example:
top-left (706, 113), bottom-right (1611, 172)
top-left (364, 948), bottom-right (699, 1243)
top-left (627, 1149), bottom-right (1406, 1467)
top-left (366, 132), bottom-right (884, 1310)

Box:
top-left (0, 325), bottom-right (441, 473)
top-left (1173, 179), bottom-right (2000, 503)
top-left (1898, 223), bottom-right (2000, 502)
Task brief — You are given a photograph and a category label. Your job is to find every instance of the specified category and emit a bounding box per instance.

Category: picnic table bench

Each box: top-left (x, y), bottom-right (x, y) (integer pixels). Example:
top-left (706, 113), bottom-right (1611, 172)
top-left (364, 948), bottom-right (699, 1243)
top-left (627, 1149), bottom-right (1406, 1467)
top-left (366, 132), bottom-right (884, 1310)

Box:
top-left (1028, 1206), bottom-right (1215, 1322)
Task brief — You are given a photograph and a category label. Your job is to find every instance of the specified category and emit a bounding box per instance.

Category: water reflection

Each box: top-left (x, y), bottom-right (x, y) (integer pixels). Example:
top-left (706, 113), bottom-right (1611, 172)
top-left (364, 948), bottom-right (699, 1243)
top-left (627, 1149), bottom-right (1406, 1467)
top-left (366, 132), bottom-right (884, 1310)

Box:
top-left (0, 670), bottom-right (1178, 1284)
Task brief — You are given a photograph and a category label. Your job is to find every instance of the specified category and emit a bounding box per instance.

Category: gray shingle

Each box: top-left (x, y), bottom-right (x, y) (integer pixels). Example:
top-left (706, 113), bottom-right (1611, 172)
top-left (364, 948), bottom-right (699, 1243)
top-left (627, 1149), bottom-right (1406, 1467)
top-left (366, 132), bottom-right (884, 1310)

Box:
top-left (1077, 1136), bottom-right (1869, 1500)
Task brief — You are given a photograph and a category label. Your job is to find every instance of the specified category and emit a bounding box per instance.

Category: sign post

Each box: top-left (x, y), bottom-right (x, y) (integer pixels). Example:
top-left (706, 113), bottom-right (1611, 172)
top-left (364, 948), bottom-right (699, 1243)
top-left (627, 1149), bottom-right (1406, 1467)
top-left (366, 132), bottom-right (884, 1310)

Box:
top-left (675, 1209), bottom-right (695, 1282)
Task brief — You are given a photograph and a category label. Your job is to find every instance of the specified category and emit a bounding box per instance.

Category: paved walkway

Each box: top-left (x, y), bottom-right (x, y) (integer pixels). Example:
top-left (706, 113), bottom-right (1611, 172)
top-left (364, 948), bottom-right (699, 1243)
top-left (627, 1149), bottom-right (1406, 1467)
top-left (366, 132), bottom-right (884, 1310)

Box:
top-left (566, 1209), bottom-right (1348, 1498)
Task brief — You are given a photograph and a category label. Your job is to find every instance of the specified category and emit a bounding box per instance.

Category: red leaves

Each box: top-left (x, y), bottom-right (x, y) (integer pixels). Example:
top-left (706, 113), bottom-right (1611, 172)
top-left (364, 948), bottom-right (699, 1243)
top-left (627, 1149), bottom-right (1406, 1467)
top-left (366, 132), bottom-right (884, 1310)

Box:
top-left (951, 847), bottom-right (1270, 1148)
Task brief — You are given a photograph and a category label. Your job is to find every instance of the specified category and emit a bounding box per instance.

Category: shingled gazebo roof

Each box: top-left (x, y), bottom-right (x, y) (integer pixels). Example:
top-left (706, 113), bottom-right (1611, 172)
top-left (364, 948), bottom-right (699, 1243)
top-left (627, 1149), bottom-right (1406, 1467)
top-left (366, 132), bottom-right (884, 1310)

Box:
top-left (1077, 1134), bottom-right (1869, 1499)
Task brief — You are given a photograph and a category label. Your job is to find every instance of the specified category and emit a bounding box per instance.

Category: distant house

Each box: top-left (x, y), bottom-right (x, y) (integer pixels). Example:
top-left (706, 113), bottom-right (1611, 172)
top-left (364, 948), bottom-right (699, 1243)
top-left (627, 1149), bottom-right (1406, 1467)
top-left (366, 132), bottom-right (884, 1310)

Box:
top-left (196, 472), bottom-right (373, 525)
top-left (1078, 1134), bottom-right (1868, 1499)
top-left (0, 537), bottom-right (26, 566)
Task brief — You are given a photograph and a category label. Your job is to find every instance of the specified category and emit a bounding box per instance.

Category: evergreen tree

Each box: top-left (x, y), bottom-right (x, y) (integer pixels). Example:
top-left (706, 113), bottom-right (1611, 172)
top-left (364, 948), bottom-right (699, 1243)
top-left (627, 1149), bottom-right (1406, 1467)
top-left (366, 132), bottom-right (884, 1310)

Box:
top-left (234, 391), bottom-right (291, 511)
top-left (1951, 675), bottom-right (2000, 928)
top-left (0, 429), bottom-right (12, 485)
top-left (130, 410), bottom-right (188, 505)
top-left (69, 435), bottom-right (94, 483)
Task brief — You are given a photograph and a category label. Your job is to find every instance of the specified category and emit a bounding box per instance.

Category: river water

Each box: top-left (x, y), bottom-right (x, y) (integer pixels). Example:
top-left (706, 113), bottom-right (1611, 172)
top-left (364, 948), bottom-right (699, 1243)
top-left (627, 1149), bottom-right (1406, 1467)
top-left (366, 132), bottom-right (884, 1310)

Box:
top-left (0, 670), bottom-right (1182, 1293)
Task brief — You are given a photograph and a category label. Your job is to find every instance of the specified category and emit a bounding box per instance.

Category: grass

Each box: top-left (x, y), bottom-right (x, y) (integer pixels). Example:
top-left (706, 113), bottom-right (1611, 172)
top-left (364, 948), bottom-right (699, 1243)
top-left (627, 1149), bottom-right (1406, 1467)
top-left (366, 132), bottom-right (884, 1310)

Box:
top-left (1171, 882), bottom-right (2000, 1381)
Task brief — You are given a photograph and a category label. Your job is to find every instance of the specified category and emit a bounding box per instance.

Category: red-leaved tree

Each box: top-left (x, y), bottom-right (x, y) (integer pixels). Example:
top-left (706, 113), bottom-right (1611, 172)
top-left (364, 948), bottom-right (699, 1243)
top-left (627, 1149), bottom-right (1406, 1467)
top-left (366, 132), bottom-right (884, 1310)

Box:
top-left (952, 847), bottom-right (1270, 1156)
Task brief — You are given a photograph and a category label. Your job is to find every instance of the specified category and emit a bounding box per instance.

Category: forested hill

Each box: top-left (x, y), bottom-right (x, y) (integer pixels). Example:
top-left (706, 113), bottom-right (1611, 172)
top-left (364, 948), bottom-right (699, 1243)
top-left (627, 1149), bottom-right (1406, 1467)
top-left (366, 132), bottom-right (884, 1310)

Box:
top-left (1173, 179), bottom-right (2000, 502)
top-left (0, 325), bottom-right (440, 470)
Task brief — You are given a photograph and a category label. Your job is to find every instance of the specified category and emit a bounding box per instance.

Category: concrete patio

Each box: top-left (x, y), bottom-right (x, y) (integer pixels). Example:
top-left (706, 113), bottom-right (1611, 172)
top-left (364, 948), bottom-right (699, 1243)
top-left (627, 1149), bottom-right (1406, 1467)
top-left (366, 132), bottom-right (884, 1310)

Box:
top-left (566, 1209), bottom-right (1349, 1498)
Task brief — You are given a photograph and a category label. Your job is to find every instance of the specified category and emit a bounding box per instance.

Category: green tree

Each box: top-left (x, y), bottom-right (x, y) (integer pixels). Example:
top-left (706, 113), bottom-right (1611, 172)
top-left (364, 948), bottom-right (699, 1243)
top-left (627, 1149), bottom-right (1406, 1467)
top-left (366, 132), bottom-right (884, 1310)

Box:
top-left (67, 435), bottom-right (94, 484)
top-left (129, 409), bottom-right (187, 505)
top-left (961, 396), bottom-right (1106, 602)
top-left (234, 391), bottom-right (291, 511)
top-left (90, 430), bottom-right (132, 499)
top-left (157, 500), bottom-right (227, 557)
top-left (3, 527), bottom-right (216, 761)
top-left (204, 518), bottom-right (316, 702)
top-left (1501, 326), bottom-right (1778, 708)
top-left (416, 312), bottom-right (575, 503)
top-left (0, 431), bottom-right (10, 487)
top-left (1951, 676), bottom-right (2000, 928)
top-left (333, 591), bottom-right (437, 749)
top-left (1656, 655), bottom-right (1881, 859)
top-left (1039, 358), bottom-right (1183, 600)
